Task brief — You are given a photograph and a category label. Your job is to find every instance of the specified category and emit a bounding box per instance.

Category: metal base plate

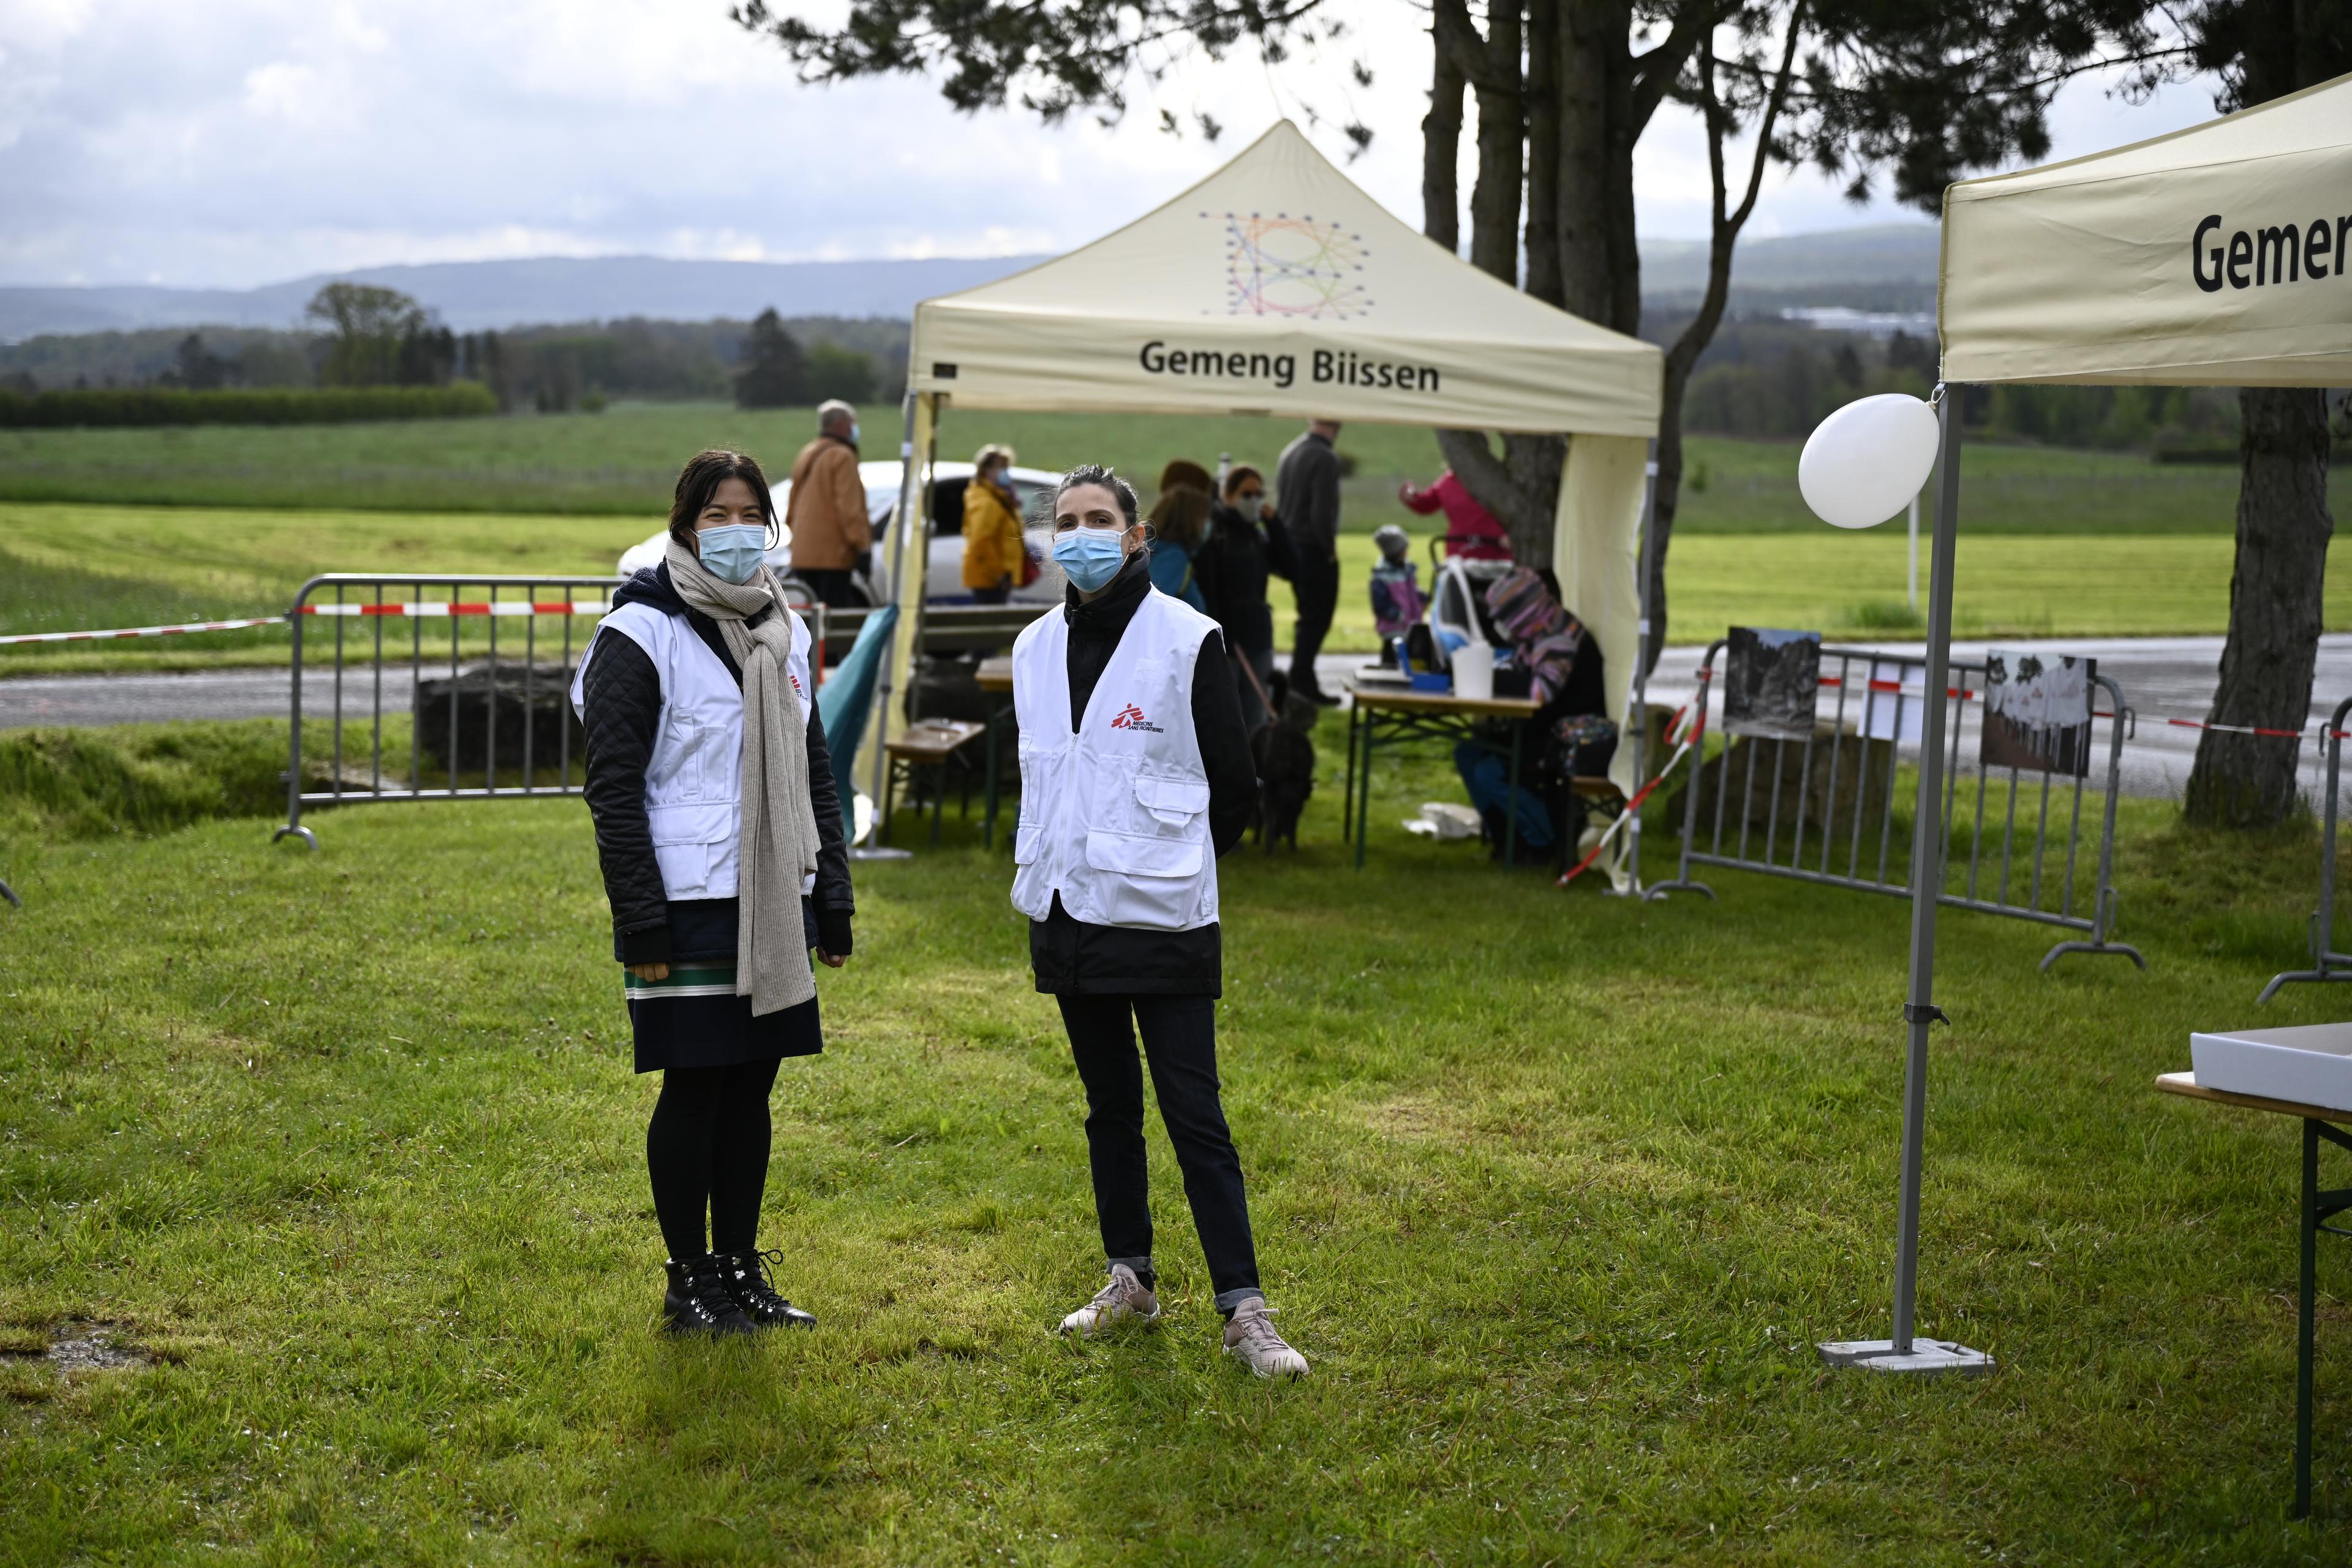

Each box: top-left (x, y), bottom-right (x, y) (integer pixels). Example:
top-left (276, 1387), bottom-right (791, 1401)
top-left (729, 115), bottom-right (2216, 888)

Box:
top-left (1817, 1338), bottom-right (1995, 1376)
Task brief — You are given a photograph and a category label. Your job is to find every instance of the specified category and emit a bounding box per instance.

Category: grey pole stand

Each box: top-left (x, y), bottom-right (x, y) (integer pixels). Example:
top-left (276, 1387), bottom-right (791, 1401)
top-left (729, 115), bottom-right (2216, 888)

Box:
top-left (1820, 385), bottom-right (1994, 1378)
top-left (0, 879), bottom-right (19, 908)
top-left (1616, 440), bottom-right (1661, 896)
top-left (852, 389), bottom-right (923, 864)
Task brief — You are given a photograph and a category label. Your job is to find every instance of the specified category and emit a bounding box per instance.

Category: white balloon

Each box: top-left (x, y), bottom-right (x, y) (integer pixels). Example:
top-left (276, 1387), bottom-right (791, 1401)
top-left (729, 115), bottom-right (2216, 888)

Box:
top-left (1798, 394), bottom-right (1941, 530)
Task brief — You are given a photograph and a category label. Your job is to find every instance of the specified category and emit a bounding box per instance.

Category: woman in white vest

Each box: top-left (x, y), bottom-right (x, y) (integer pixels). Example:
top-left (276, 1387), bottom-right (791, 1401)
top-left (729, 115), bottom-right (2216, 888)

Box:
top-left (1014, 464), bottom-right (1308, 1379)
top-left (574, 448), bottom-right (853, 1338)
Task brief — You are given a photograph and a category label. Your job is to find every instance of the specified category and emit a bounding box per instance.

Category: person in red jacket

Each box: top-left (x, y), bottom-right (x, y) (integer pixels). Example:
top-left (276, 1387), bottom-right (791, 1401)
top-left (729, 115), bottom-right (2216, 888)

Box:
top-left (1398, 470), bottom-right (1512, 560)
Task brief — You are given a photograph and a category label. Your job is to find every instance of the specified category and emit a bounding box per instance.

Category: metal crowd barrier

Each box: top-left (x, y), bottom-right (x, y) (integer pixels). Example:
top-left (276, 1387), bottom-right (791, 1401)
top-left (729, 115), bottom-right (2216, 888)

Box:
top-left (1646, 638), bottom-right (2146, 972)
top-left (272, 574), bottom-right (624, 848)
top-left (2259, 694), bottom-right (2352, 1004)
top-left (270, 576), bottom-right (1049, 846)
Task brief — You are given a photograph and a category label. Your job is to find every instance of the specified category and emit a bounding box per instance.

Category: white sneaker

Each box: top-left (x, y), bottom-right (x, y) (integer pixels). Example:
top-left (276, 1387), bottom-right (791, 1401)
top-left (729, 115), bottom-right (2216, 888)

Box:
top-left (1221, 1297), bottom-right (1309, 1379)
top-left (1057, 1263), bottom-right (1160, 1337)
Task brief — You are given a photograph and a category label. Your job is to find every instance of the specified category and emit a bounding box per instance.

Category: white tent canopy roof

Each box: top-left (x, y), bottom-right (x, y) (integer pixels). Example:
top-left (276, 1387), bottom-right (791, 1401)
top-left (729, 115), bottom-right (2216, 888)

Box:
top-left (1940, 69), bottom-right (2352, 386)
top-left (908, 120), bottom-right (1662, 436)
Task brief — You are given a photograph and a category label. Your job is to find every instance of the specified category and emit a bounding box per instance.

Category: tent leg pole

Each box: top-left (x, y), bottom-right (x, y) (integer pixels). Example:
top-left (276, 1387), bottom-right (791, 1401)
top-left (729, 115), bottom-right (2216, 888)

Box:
top-left (852, 388), bottom-right (925, 861)
top-left (1627, 440), bottom-right (1660, 893)
top-left (869, 390), bottom-right (921, 818)
top-left (1819, 384), bottom-right (1991, 1378)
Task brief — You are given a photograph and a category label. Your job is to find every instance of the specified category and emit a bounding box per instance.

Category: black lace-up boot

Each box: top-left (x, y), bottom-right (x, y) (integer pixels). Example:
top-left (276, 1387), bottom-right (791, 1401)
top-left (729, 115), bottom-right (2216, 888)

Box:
top-left (662, 1253), bottom-right (756, 1338)
top-left (716, 1248), bottom-right (818, 1329)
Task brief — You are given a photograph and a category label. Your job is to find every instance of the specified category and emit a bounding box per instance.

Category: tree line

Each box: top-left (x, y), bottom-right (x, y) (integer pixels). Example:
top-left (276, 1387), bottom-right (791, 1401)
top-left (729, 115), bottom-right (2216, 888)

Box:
top-left (1, 288), bottom-right (905, 414)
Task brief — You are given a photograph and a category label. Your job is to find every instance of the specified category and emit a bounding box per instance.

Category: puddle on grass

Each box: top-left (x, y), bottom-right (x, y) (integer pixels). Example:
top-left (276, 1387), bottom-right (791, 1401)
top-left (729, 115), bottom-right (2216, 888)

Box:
top-left (1, 1319), bottom-right (153, 1396)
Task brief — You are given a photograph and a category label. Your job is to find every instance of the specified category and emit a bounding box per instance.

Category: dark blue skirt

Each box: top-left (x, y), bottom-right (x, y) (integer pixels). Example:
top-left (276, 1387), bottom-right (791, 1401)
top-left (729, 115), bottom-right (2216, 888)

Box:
top-left (619, 897), bottom-right (824, 1074)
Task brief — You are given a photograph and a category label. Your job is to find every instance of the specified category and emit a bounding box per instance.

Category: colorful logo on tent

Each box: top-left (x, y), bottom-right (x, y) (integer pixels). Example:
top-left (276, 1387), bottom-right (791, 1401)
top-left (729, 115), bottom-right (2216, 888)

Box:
top-left (1211, 211), bottom-right (1370, 319)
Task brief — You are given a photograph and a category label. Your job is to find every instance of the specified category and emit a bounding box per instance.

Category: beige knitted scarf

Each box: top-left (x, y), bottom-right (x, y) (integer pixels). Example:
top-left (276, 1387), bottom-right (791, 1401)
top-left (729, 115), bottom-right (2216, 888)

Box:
top-left (663, 537), bottom-right (823, 1016)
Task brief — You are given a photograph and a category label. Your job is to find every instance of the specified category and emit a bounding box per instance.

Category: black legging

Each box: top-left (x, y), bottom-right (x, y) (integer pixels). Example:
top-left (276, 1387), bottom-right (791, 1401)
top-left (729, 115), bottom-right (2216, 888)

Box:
top-left (646, 1057), bottom-right (782, 1260)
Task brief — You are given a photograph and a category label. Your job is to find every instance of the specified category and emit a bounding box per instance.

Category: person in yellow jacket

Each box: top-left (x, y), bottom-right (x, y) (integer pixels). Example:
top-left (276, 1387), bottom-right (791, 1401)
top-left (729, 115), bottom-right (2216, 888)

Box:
top-left (960, 445), bottom-right (1028, 603)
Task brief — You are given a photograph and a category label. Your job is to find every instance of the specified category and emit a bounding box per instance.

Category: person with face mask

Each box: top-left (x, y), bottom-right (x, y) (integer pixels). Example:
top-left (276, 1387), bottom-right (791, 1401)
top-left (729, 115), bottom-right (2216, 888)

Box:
top-left (959, 443), bottom-right (1028, 605)
top-left (784, 401), bottom-right (870, 610)
top-left (1010, 464), bottom-right (1310, 1380)
top-left (573, 448), bottom-right (854, 1338)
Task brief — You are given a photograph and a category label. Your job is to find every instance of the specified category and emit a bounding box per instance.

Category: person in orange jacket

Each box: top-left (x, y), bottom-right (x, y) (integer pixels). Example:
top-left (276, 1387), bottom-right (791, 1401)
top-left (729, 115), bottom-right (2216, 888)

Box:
top-left (783, 401), bottom-right (872, 608)
top-left (960, 444), bottom-right (1028, 603)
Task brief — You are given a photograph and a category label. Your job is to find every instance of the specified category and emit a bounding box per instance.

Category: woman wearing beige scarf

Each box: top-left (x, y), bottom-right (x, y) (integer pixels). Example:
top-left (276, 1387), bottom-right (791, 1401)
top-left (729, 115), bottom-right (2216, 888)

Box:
top-left (574, 448), bottom-right (854, 1338)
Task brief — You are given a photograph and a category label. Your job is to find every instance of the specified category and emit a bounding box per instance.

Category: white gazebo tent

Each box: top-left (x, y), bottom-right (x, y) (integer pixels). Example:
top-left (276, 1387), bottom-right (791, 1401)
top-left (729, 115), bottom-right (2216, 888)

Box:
top-left (864, 119), bottom-right (1664, 822)
top-left (1832, 69), bottom-right (2352, 1374)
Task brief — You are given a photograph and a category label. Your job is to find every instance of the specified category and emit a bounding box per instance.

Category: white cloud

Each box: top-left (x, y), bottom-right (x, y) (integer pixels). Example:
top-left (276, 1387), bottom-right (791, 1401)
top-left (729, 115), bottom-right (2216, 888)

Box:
top-left (0, 0), bottom-right (2226, 290)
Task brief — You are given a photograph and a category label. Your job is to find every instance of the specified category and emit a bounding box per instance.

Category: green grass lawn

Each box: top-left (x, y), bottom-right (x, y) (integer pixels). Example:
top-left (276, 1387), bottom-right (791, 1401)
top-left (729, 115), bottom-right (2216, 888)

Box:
top-left (4, 718), bottom-right (2352, 1562)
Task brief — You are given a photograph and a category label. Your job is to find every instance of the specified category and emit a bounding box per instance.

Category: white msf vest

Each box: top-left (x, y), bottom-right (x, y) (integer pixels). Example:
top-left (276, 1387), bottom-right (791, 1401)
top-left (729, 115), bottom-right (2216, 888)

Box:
top-left (1011, 587), bottom-right (1219, 930)
top-left (571, 598), bottom-right (813, 902)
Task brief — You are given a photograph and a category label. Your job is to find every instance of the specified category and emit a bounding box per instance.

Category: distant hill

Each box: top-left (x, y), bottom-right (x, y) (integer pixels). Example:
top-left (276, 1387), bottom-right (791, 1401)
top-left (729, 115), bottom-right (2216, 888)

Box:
top-left (0, 225), bottom-right (1939, 344)
top-left (1639, 224), bottom-right (1940, 313)
top-left (0, 255), bottom-right (1050, 344)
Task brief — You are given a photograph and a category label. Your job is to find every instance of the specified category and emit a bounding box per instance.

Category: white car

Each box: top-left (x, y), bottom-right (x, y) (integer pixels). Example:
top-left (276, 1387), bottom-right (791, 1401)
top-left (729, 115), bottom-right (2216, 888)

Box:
top-left (616, 460), bottom-right (1067, 607)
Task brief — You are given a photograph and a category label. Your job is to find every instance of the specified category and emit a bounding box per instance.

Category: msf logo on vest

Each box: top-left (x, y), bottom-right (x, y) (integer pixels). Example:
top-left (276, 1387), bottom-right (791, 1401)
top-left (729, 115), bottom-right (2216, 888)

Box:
top-left (1109, 703), bottom-right (1165, 733)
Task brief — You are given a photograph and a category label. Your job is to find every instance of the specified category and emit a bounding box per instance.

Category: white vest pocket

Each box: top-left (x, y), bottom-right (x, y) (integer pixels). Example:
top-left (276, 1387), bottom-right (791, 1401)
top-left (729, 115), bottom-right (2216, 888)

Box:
top-left (1084, 830), bottom-right (1207, 927)
top-left (1133, 773), bottom-right (1211, 829)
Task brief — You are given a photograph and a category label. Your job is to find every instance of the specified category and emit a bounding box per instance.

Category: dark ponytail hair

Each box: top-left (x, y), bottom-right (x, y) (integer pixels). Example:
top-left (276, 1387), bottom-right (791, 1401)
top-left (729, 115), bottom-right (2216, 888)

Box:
top-left (1052, 463), bottom-right (1140, 528)
top-left (668, 449), bottom-right (778, 549)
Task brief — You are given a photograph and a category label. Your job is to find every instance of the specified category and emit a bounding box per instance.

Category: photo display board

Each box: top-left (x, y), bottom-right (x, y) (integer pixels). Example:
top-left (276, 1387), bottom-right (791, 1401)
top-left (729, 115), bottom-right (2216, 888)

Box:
top-left (1724, 627), bottom-right (1823, 741)
top-left (1981, 651), bottom-right (2095, 777)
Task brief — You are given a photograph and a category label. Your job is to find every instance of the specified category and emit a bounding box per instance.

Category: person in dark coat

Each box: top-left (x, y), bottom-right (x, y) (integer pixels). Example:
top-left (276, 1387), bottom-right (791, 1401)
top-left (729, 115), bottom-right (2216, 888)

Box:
top-left (1008, 463), bottom-right (1309, 1379)
top-left (1274, 419), bottom-right (1344, 705)
top-left (575, 448), bottom-right (853, 1338)
top-left (1194, 464), bottom-right (1291, 733)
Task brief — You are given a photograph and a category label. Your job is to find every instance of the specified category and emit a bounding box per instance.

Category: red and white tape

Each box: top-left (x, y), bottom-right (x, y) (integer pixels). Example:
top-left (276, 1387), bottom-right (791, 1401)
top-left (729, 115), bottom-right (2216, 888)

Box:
top-left (2161, 716), bottom-right (2310, 739)
top-left (0, 616), bottom-right (284, 647)
top-left (295, 600), bottom-right (610, 619)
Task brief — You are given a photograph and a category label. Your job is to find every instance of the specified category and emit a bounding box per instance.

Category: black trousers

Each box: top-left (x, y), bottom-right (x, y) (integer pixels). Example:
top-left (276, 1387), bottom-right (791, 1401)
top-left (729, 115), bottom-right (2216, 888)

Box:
top-left (1288, 555), bottom-right (1340, 693)
top-left (1057, 993), bottom-right (1262, 1310)
top-left (799, 568), bottom-right (863, 610)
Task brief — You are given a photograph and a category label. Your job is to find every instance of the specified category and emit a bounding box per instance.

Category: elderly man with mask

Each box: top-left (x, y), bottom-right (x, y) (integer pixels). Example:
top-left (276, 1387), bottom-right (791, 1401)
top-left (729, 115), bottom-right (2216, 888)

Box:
top-left (783, 399), bottom-right (870, 610)
top-left (1006, 462), bottom-right (1308, 1379)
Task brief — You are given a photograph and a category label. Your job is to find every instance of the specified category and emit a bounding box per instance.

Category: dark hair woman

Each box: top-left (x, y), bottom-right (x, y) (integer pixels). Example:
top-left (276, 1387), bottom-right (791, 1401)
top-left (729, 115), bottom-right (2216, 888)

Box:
top-left (1014, 464), bottom-right (1307, 1378)
top-left (1194, 464), bottom-right (1294, 733)
top-left (1144, 461), bottom-right (1213, 612)
top-left (571, 447), bottom-right (854, 1338)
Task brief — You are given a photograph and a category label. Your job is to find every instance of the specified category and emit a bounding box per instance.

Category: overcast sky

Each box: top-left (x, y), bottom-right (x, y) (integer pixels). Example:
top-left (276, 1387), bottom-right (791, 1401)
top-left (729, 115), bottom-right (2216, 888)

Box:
top-left (0, 0), bottom-right (2226, 290)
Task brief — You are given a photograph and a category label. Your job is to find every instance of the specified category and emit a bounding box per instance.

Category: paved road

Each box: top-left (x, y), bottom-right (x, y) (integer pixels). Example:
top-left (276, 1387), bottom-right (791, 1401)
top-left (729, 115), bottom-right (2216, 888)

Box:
top-left (1322, 634), bottom-right (2352, 803)
top-left (13, 635), bottom-right (2352, 804)
top-left (0, 668), bottom-right (417, 728)
top-left (1634, 634), bottom-right (2352, 804)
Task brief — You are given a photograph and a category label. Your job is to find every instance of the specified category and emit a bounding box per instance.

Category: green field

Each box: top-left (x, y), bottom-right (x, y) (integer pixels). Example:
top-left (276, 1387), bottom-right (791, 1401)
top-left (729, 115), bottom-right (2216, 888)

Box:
top-left (6, 502), bottom-right (2351, 677)
top-left (0, 400), bottom-right (2335, 675)
top-left (1, 399), bottom-right (2327, 537)
top-left (5, 718), bottom-right (2352, 1562)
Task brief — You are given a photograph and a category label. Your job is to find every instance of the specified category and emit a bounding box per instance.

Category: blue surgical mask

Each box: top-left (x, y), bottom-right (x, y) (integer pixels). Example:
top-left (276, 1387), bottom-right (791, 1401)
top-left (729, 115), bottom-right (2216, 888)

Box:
top-left (697, 522), bottom-right (767, 586)
top-left (1053, 527), bottom-right (1128, 592)
top-left (848, 421), bottom-right (860, 445)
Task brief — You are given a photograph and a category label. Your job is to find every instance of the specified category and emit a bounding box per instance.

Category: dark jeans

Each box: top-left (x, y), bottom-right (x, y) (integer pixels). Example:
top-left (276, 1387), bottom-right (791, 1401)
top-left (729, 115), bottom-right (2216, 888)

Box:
top-left (1057, 993), bottom-right (1262, 1310)
top-left (1289, 555), bottom-right (1340, 694)
top-left (799, 568), bottom-right (863, 610)
top-left (969, 584), bottom-right (1011, 605)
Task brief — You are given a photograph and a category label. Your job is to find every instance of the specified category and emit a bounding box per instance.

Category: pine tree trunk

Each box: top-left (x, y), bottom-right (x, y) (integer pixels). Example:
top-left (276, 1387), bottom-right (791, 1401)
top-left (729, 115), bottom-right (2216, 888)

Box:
top-left (1421, 44), bottom-right (1463, 255)
top-left (2184, 387), bottom-right (2335, 827)
top-left (1556, 0), bottom-right (1640, 334)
